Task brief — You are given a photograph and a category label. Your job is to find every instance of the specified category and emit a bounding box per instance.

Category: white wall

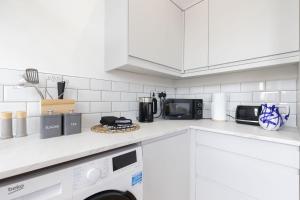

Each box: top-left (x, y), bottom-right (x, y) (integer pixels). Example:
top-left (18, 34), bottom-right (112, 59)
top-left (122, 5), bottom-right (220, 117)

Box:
top-left (0, 0), bottom-right (174, 86)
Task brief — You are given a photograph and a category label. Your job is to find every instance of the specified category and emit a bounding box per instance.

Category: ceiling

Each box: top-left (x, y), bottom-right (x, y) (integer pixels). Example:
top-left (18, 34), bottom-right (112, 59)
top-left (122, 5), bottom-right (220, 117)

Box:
top-left (170, 0), bottom-right (203, 10)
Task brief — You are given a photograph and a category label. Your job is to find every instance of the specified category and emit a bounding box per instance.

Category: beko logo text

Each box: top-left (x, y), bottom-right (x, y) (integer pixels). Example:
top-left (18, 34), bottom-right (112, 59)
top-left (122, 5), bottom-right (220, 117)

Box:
top-left (45, 125), bottom-right (59, 130)
top-left (8, 184), bottom-right (24, 195)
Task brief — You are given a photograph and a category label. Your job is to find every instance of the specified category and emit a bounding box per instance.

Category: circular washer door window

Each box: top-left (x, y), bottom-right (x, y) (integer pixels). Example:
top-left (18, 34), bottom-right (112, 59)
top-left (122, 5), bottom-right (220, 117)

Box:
top-left (85, 190), bottom-right (137, 200)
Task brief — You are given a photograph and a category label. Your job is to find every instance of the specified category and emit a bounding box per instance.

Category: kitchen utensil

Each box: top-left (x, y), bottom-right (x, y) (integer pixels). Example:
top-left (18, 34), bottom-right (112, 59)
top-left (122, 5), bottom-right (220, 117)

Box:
top-left (138, 97), bottom-right (157, 122)
top-left (211, 93), bottom-right (227, 121)
top-left (0, 112), bottom-right (13, 139)
top-left (57, 81), bottom-right (66, 99)
top-left (24, 68), bottom-right (54, 100)
top-left (15, 111), bottom-right (27, 137)
top-left (259, 103), bottom-right (290, 131)
top-left (24, 68), bottom-right (45, 99)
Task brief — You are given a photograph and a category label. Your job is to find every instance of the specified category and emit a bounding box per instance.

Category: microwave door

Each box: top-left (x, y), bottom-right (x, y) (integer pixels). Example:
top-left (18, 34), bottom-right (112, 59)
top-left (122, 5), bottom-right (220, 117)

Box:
top-left (167, 102), bottom-right (193, 119)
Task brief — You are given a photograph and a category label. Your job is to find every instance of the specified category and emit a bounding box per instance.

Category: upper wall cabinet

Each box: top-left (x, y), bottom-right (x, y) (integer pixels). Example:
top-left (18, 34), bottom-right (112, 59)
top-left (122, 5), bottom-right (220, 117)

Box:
top-left (209, 0), bottom-right (300, 66)
top-left (129, 0), bottom-right (184, 71)
top-left (105, 0), bottom-right (184, 77)
top-left (106, 0), bottom-right (299, 78)
top-left (184, 0), bottom-right (209, 71)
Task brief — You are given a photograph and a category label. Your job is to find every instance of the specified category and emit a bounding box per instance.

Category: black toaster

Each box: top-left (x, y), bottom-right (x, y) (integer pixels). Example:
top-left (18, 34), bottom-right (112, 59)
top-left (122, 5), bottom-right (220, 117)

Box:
top-left (235, 105), bottom-right (262, 126)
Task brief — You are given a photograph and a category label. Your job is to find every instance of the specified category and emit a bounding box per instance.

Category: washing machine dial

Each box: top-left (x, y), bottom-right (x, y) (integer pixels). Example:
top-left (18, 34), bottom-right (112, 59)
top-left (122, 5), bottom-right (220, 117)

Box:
top-left (86, 168), bottom-right (101, 184)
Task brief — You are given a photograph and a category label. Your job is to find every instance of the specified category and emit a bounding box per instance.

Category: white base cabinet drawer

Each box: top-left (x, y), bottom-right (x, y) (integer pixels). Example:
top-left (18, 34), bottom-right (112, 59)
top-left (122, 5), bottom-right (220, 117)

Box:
top-left (196, 178), bottom-right (256, 200)
top-left (196, 144), bottom-right (299, 200)
top-left (196, 131), bottom-right (299, 169)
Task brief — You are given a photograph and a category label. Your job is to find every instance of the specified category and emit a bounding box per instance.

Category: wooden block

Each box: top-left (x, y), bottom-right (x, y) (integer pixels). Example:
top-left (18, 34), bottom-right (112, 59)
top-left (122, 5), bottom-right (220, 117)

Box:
top-left (40, 99), bottom-right (75, 115)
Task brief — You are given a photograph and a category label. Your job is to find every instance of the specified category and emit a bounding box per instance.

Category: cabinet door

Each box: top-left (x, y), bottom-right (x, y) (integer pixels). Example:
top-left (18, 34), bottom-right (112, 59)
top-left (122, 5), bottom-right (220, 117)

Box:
top-left (194, 131), bottom-right (299, 200)
top-left (184, 0), bottom-right (209, 71)
top-left (209, 0), bottom-right (299, 66)
top-left (142, 131), bottom-right (190, 200)
top-left (129, 0), bottom-right (184, 70)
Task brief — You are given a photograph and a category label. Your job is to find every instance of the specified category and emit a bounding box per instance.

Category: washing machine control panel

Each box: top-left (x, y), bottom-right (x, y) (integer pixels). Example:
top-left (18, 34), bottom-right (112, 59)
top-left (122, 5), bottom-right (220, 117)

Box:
top-left (73, 158), bottom-right (110, 190)
top-left (72, 146), bottom-right (142, 192)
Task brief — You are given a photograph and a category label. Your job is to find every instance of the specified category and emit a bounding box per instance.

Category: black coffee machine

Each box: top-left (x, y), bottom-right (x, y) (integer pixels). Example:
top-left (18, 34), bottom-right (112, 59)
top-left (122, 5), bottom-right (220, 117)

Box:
top-left (138, 97), bottom-right (157, 122)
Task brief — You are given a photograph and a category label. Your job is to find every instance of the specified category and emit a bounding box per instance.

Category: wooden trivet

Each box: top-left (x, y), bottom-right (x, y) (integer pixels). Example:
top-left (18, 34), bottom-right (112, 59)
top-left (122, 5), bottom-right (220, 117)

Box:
top-left (91, 124), bottom-right (140, 134)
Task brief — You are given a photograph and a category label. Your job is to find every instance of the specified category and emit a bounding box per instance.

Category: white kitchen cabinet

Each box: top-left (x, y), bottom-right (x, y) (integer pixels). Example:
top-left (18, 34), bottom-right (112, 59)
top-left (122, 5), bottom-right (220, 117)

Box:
top-left (142, 130), bottom-right (191, 200)
top-left (129, 0), bottom-right (184, 71)
top-left (184, 0), bottom-right (209, 71)
top-left (105, 0), bottom-right (184, 77)
top-left (209, 0), bottom-right (299, 66)
top-left (192, 130), bottom-right (300, 200)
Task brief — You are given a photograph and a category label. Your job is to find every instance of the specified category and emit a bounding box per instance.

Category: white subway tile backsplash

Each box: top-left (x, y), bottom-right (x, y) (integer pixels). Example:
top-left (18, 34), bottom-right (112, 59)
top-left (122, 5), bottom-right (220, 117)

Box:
top-left (27, 117), bottom-right (40, 135)
top-left (102, 91), bottom-right (121, 102)
top-left (0, 69), bottom-right (23, 85)
top-left (129, 83), bottom-right (143, 93)
top-left (4, 86), bottom-right (45, 102)
top-left (286, 114), bottom-right (297, 127)
top-left (0, 86), bottom-right (3, 101)
top-left (194, 94), bottom-right (212, 102)
top-left (204, 85), bottom-right (220, 93)
top-left (63, 76), bottom-right (90, 90)
top-left (75, 102), bottom-right (90, 113)
top-left (281, 91), bottom-right (296, 103)
top-left (78, 90), bottom-right (101, 102)
top-left (230, 93), bottom-right (252, 102)
top-left (241, 81), bottom-right (265, 92)
top-left (121, 111), bottom-right (138, 121)
top-left (176, 94), bottom-right (195, 99)
top-left (27, 102), bottom-right (40, 117)
top-left (112, 102), bottom-right (129, 112)
top-left (0, 68), bottom-right (298, 133)
top-left (165, 87), bottom-right (176, 94)
top-left (41, 73), bottom-right (63, 88)
top-left (0, 102), bottom-right (26, 114)
top-left (129, 102), bottom-right (138, 111)
top-left (121, 92), bottom-right (136, 102)
top-left (203, 110), bottom-right (211, 119)
top-left (228, 102), bottom-right (240, 112)
top-left (82, 113), bottom-right (101, 129)
top-left (155, 86), bottom-right (166, 93)
top-left (136, 93), bottom-right (150, 98)
top-left (91, 79), bottom-right (112, 91)
top-left (144, 85), bottom-right (156, 93)
top-left (266, 79), bottom-right (296, 91)
top-left (190, 86), bottom-right (203, 94)
top-left (102, 112), bottom-right (121, 117)
top-left (46, 88), bottom-right (77, 100)
top-left (90, 102), bottom-right (111, 113)
top-left (203, 102), bottom-right (212, 110)
top-left (64, 89), bottom-right (78, 100)
top-left (221, 83), bottom-right (240, 93)
top-left (286, 103), bottom-right (296, 115)
top-left (112, 81), bottom-right (129, 92)
top-left (253, 92), bottom-right (280, 103)
top-left (176, 88), bottom-right (190, 95)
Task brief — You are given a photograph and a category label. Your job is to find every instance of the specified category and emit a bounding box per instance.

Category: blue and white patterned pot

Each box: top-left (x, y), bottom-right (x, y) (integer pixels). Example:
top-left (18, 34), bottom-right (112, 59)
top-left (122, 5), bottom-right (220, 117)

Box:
top-left (259, 104), bottom-right (290, 131)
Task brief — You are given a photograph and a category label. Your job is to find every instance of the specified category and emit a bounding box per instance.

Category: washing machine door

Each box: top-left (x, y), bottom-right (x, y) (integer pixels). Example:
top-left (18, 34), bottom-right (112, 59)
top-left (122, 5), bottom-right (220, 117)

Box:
top-left (85, 190), bottom-right (137, 200)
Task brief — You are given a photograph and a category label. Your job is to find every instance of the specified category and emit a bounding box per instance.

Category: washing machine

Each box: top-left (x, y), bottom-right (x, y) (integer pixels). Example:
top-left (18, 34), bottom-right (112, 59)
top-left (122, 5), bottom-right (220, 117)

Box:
top-left (0, 145), bottom-right (143, 200)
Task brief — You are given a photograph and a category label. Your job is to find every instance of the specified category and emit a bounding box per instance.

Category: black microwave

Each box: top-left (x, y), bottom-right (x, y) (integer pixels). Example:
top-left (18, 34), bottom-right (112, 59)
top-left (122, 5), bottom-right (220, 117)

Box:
top-left (163, 99), bottom-right (203, 120)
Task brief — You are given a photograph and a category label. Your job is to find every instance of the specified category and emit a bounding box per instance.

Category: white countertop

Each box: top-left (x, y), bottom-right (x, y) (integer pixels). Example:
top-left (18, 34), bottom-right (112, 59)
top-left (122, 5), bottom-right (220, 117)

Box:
top-left (0, 120), bottom-right (299, 180)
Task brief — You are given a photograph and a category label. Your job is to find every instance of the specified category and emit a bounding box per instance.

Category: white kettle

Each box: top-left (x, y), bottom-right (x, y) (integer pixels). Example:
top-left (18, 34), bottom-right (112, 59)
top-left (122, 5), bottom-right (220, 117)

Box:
top-left (211, 93), bottom-right (227, 121)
